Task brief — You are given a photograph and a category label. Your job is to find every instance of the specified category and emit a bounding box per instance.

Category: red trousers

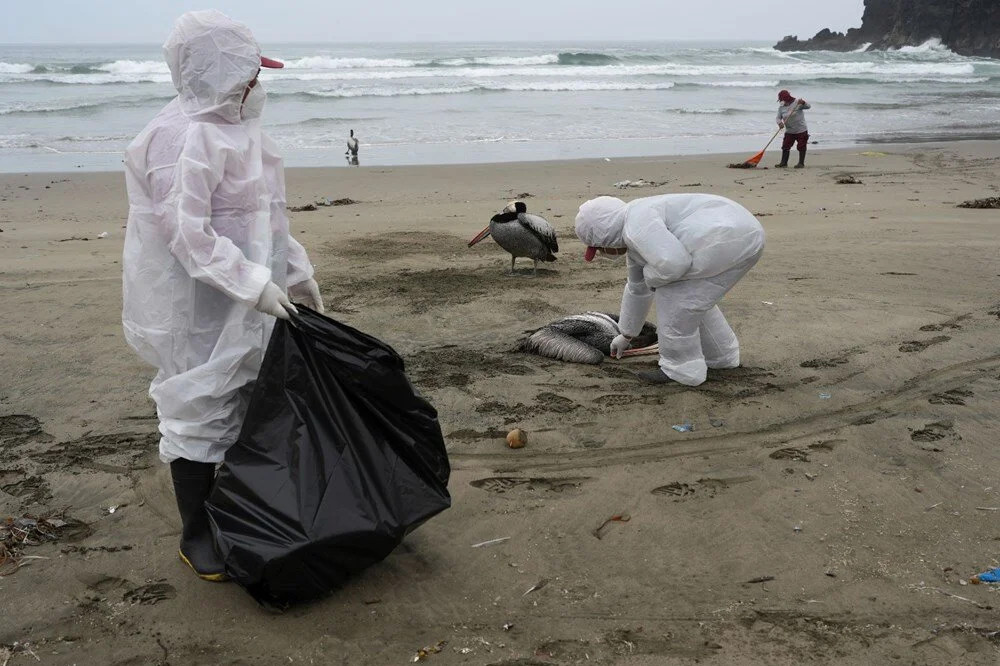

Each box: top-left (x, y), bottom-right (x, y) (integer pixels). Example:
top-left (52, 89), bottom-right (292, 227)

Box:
top-left (782, 131), bottom-right (809, 151)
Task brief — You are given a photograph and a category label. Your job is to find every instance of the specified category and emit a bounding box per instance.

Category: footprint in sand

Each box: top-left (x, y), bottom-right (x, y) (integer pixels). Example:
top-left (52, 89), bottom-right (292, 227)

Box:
top-left (470, 476), bottom-right (590, 496)
top-left (0, 414), bottom-right (52, 446)
top-left (899, 336), bottom-right (951, 353)
top-left (800, 356), bottom-right (849, 369)
top-left (769, 447), bottom-right (811, 462)
top-left (124, 582), bottom-right (177, 606)
top-left (651, 476), bottom-right (754, 500)
top-left (909, 420), bottom-right (961, 451)
top-left (929, 389), bottom-right (974, 406)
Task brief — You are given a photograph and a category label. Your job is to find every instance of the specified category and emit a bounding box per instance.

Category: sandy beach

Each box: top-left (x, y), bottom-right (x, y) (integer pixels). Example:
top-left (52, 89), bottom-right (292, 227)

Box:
top-left (2, 141), bottom-right (1000, 664)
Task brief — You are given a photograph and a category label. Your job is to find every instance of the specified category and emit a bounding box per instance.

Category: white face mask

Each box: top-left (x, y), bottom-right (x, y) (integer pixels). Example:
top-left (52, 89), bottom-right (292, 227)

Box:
top-left (241, 83), bottom-right (266, 121)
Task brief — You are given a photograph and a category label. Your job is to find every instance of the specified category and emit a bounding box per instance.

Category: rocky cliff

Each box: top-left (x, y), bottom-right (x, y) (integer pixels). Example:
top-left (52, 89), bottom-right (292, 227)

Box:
top-left (774, 0), bottom-right (1000, 58)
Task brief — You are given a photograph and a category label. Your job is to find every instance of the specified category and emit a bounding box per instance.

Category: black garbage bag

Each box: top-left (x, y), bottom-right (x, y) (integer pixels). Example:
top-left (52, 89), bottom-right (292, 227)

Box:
top-left (206, 306), bottom-right (451, 606)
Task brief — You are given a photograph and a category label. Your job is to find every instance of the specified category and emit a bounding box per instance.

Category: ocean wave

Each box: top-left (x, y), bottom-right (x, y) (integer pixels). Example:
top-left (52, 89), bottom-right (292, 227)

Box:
top-left (675, 107), bottom-right (745, 115)
top-left (852, 42), bottom-right (873, 53)
top-left (0, 100), bottom-right (106, 116)
top-left (283, 56), bottom-right (420, 69)
top-left (96, 59), bottom-right (170, 74)
top-left (0, 96), bottom-right (173, 116)
top-left (435, 54), bottom-right (559, 67)
top-left (556, 52), bottom-right (619, 66)
top-left (0, 62), bottom-right (33, 74)
top-left (679, 80), bottom-right (779, 88)
top-left (894, 38), bottom-right (950, 54)
top-left (0, 73), bottom-right (172, 85)
top-left (305, 85), bottom-right (478, 98)
top-left (303, 80), bottom-right (676, 98)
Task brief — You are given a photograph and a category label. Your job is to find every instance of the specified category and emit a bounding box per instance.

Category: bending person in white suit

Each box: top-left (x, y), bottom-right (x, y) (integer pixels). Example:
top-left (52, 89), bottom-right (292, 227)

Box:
top-left (575, 194), bottom-right (764, 386)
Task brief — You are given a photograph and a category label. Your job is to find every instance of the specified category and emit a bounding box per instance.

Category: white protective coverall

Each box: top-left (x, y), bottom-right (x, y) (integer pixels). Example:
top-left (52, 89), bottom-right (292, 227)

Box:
top-left (122, 10), bottom-right (315, 463)
top-left (575, 194), bottom-right (764, 386)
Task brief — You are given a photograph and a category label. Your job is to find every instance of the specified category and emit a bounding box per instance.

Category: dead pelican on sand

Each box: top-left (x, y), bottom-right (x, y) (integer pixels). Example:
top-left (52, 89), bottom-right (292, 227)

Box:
top-left (521, 312), bottom-right (658, 364)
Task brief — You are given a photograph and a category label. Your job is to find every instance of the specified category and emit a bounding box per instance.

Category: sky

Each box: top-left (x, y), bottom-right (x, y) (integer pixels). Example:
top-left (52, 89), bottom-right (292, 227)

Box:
top-left (1, 1), bottom-right (864, 44)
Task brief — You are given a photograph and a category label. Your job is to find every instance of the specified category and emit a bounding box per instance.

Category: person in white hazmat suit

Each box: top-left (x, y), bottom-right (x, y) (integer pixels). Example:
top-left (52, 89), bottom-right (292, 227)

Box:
top-left (575, 194), bottom-right (764, 386)
top-left (122, 10), bottom-right (324, 581)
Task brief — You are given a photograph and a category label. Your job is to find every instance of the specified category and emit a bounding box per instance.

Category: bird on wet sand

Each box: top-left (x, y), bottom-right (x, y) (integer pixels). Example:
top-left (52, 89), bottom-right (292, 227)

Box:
top-left (468, 201), bottom-right (558, 276)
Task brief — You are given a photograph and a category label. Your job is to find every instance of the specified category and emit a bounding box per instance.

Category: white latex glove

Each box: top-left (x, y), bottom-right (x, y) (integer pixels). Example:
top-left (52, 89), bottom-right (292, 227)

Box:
top-left (255, 281), bottom-right (298, 321)
top-left (610, 334), bottom-right (632, 360)
top-left (288, 278), bottom-right (325, 313)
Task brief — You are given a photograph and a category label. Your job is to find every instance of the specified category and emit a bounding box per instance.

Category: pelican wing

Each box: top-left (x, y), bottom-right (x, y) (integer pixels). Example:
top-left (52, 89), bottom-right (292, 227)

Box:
top-left (521, 327), bottom-right (604, 364)
top-left (517, 213), bottom-right (558, 253)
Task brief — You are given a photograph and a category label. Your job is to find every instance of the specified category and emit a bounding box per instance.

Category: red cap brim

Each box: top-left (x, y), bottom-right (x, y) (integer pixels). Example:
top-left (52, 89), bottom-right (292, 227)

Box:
top-left (584, 246), bottom-right (598, 262)
top-left (260, 56), bottom-right (284, 69)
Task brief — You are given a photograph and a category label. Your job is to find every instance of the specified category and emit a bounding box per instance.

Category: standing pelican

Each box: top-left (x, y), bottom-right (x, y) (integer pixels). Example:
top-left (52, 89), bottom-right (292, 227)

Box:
top-left (346, 129), bottom-right (359, 156)
top-left (468, 201), bottom-right (558, 276)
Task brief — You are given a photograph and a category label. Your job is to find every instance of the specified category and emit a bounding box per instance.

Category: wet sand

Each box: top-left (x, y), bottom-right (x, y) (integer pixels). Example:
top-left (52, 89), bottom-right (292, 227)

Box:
top-left (2, 142), bottom-right (1000, 664)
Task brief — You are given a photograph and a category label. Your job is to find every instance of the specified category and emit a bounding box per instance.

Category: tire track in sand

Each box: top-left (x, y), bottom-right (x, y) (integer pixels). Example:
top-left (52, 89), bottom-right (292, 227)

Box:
top-left (450, 353), bottom-right (1000, 472)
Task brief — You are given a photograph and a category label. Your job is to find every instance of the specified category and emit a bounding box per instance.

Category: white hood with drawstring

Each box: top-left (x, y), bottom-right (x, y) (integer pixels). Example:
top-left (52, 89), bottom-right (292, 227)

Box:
top-left (122, 10), bottom-right (315, 464)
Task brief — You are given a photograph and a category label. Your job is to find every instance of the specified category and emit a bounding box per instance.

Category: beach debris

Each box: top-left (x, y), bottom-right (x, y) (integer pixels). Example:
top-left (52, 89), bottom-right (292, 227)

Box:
top-left (819, 392), bottom-right (831, 399)
top-left (835, 175), bottom-right (863, 185)
top-left (761, 301), bottom-right (774, 306)
top-left (860, 151), bottom-right (887, 157)
top-left (976, 507), bottom-right (1000, 512)
top-left (592, 513), bottom-right (631, 539)
top-left (515, 192), bottom-right (533, 198)
top-left (805, 472), bottom-right (817, 481)
top-left (957, 197), bottom-right (1000, 209)
top-left (672, 423), bottom-right (694, 433)
top-left (970, 567), bottom-right (1000, 584)
top-left (746, 575), bottom-right (775, 584)
top-left (97, 231), bottom-right (109, 239)
top-left (289, 198), bottom-right (358, 213)
top-left (709, 418), bottom-right (725, 428)
top-left (1, 512), bottom-right (87, 576)
top-left (506, 428), bottom-right (527, 449)
top-left (613, 179), bottom-right (666, 189)
top-left (522, 579), bottom-right (549, 596)
top-left (502, 623), bottom-right (514, 632)
top-left (793, 524), bottom-right (803, 533)
top-left (471, 537), bottom-right (510, 549)
top-left (726, 161), bottom-right (758, 169)
top-left (603, 158), bottom-right (611, 162)
top-left (681, 182), bottom-right (702, 187)
top-left (412, 640), bottom-right (447, 661)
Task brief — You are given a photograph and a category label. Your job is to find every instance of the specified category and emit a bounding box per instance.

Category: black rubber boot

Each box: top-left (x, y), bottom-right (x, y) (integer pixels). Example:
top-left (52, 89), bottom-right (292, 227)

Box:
top-left (775, 149), bottom-right (790, 168)
top-left (170, 459), bottom-right (228, 582)
top-left (794, 149), bottom-right (806, 168)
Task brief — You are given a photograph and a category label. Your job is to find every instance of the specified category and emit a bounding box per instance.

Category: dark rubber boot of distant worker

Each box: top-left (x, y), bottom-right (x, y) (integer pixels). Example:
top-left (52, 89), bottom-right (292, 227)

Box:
top-left (775, 90), bottom-right (810, 169)
top-left (171, 459), bottom-right (228, 581)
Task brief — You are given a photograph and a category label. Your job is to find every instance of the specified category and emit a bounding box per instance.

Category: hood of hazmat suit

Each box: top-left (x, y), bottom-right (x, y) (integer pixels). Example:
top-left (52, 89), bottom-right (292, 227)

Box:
top-left (575, 193), bottom-right (765, 386)
top-left (122, 10), bottom-right (315, 464)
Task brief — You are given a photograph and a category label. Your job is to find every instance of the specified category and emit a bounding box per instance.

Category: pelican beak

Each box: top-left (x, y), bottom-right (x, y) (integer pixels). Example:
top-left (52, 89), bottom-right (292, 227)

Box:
top-left (468, 225), bottom-right (491, 247)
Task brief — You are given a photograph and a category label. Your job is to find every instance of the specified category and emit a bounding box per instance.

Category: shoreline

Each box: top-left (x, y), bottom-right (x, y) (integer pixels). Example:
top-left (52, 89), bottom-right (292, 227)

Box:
top-left (2, 137), bottom-right (998, 177)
